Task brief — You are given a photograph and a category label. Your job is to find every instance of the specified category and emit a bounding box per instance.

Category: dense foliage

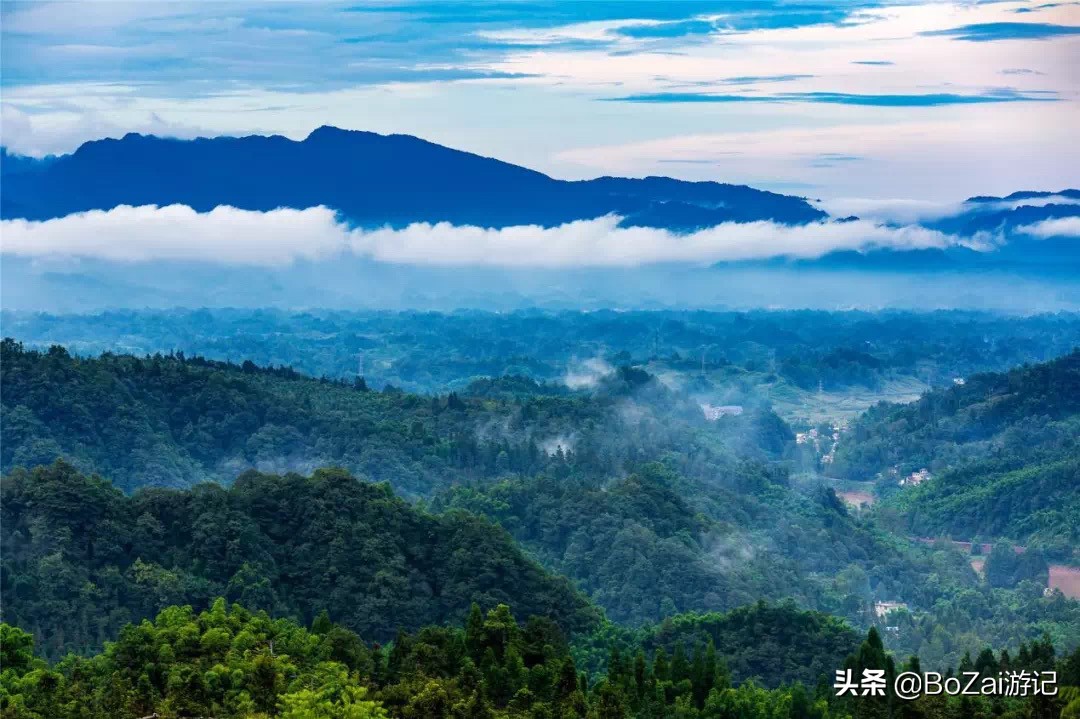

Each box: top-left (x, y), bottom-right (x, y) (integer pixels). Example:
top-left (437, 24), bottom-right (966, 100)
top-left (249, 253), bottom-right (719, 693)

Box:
top-left (4, 337), bottom-right (935, 630)
top-left (433, 464), bottom-right (1080, 668)
top-left (0, 339), bottom-right (713, 495)
top-left (0, 461), bottom-right (598, 660)
top-left (835, 350), bottom-right (1079, 477)
top-left (433, 464), bottom-right (969, 626)
top-left (6, 308), bottom-right (1079, 394)
top-left (578, 601), bottom-right (860, 688)
top-left (4, 602), bottom-right (1078, 719)
top-left (895, 453), bottom-right (1080, 561)
top-left (833, 350), bottom-right (1080, 557)
top-left (4, 339), bottom-right (1078, 672)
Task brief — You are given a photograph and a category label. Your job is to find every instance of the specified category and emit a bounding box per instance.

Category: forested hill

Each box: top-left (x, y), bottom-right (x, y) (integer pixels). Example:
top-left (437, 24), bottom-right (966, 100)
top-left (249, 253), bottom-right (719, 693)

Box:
top-left (832, 350), bottom-right (1079, 555)
top-left (0, 338), bottom-right (727, 495)
top-left (4, 340), bottom-right (1078, 670)
top-left (0, 461), bottom-right (599, 660)
top-left (835, 349), bottom-right (1079, 476)
top-left (432, 465), bottom-right (978, 628)
top-left (0, 339), bottom-right (970, 627)
top-left (1, 462), bottom-right (876, 692)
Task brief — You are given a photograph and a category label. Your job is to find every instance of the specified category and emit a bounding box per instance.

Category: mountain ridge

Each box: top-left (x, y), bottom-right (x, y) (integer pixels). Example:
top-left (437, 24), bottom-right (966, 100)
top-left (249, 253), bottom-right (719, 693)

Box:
top-left (4, 127), bottom-right (1078, 286)
top-left (0, 126), bottom-right (826, 230)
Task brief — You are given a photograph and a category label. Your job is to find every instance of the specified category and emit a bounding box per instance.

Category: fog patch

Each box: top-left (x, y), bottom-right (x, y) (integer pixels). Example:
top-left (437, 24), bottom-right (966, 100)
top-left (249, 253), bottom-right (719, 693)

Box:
top-left (540, 435), bottom-right (576, 456)
top-left (704, 531), bottom-right (765, 573)
top-left (654, 369), bottom-right (685, 391)
top-left (563, 357), bottom-right (615, 389)
top-left (217, 454), bottom-right (331, 479)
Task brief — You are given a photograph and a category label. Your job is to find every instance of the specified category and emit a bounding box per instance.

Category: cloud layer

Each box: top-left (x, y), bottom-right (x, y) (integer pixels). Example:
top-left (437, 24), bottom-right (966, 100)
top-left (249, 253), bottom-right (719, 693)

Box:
top-left (1, 204), bottom-right (966, 268)
top-left (816, 193), bottom-right (1080, 224)
top-left (921, 22), bottom-right (1080, 42)
top-left (1019, 217), bottom-right (1080, 237)
top-left (1, 205), bottom-right (349, 266)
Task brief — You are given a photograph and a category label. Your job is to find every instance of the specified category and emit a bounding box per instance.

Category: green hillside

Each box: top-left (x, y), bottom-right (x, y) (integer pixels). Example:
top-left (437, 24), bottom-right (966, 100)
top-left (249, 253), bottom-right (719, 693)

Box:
top-left (3, 342), bottom-right (1078, 673)
top-left (0, 462), bottom-right (598, 660)
top-left (832, 350), bottom-right (1080, 557)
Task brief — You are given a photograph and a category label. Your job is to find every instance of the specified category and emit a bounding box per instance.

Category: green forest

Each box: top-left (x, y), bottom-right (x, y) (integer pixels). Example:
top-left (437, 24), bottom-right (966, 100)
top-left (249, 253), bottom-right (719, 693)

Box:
top-left (4, 338), bottom-right (1078, 666)
top-left (2, 310), bottom-right (1078, 719)
top-left (0, 461), bottom-right (597, 660)
top-left (6, 309), bottom-right (1080, 394)
top-left (6, 598), bottom-right (1078, 719)
top-left (833, 350), bottom-right (1080, 560)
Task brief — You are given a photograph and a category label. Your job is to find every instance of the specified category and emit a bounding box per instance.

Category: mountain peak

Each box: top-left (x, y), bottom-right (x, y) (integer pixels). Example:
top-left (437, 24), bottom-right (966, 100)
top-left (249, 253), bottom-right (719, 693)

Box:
top-left (305, 125), bottom-right (374, 141)
top-left (1, 128), bottom-right (827, 228)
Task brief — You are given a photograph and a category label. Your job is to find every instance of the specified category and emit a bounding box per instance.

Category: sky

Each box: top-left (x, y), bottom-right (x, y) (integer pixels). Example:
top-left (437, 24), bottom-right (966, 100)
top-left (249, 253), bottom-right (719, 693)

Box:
top-left (1, 0), bottom-right (1078, 201)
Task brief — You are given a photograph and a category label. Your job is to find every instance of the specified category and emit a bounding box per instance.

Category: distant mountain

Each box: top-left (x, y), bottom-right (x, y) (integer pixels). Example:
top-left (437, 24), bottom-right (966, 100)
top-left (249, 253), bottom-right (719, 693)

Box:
top-left (921, 190), bottom-right (1080, 232)
top-left (793, 190), bottom-right (1080, 271)
top-left (3, 129), bottom-right (1077, 314)
top-left (0, 126), bottom-right (825, 229)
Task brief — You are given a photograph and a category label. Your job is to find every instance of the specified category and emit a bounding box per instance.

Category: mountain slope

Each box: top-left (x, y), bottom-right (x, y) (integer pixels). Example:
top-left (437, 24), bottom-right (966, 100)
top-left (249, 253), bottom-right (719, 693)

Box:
top-left (0, 339), bottom-right (973, 628)
top-left (5, 339), bottom-right (1077, 667)
top-left (941, 190), bottom-right (1080, 237)
top-left (835, 349), bottom-right (1079, 474)
top-left (833, 350), bottom-right (1080, 557)
top-left (927, 190), bottom-right (1080, 267)
top-left (0, 461), bottom-right (600, 660)
top-left (432, 461), bottom-right (1002, 635)
top-left (0, 338), bottom-right (725, 496)
top-left (0, 126), bottom-right (825, 229)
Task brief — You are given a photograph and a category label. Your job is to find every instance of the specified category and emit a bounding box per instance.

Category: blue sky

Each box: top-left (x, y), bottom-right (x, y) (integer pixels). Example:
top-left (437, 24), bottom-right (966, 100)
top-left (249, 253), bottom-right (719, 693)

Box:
top-left (2, 0), bottom-right (1078, 199)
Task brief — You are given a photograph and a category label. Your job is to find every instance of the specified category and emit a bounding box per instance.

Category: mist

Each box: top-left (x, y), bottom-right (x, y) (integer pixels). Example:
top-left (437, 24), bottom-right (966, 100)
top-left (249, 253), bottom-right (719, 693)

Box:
top-left (3, 253), bottom-right (1077, 313)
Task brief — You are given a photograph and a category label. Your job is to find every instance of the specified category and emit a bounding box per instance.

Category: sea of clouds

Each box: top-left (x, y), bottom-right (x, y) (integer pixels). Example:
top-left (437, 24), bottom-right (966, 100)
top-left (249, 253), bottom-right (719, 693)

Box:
top-left (1, 203), bottom-right (978, 268)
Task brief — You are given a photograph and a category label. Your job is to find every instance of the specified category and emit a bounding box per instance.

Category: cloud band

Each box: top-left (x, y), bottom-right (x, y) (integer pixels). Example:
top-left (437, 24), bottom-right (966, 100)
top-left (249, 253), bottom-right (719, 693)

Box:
top-left (2, 204), bottom-right (966, 268)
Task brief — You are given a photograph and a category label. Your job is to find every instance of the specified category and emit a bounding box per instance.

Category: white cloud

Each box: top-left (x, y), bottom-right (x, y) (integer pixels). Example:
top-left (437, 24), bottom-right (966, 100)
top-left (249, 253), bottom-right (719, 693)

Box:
top-left (476, 19), bottom-right (651, 46)
top-left (1018, 217), bottom-right (1080, 238)
top-left (1, 204), bottom-right (971, 268)
top-left (1, 103), bottom-right (209, 158)
top-left (815, 197), bottom-right (968, 224)
top-left (475, 1), bottom-right (1078, 97)
top-left (353, 215), bottom-right (957, 266)
top-left (816, 194), bottom-right (1080, 223)
top-left (0, 205), bottom-right (350, 265)
top-left (556, 104), bottom-right (1080, 200)
top-left (1, 2), bottom-right (203, 34)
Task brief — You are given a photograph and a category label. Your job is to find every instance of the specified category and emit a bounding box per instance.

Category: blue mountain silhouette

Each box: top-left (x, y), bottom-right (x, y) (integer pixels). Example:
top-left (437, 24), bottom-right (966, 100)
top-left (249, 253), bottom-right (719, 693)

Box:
top-left (1, 126), bottom-right (826, 229)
